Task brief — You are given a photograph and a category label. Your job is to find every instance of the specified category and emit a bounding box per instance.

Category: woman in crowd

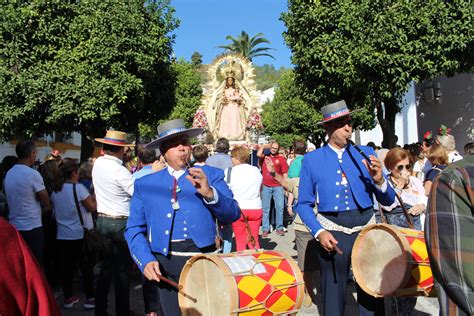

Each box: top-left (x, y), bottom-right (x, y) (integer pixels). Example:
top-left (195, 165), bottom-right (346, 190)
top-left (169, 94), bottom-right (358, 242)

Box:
top-left (381, 147), bottom-right (427, 230)
top-left (38, 160), bottom-right (63, 285)
top-left (225, 146), bottom-right (263, 250)
top-left (380, 148), bottom-right (428, 314)
top-left (436, 129), bottom-right (463, 163)
top-left (424, 144), bottom-right (449, 195)
top-left (51, 158), bottom-right (96, 309)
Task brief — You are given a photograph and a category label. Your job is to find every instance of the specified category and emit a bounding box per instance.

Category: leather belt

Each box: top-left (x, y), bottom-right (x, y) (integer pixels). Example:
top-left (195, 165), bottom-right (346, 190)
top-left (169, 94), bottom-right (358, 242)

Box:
top-left (98, 213), bottom-right (128, 220)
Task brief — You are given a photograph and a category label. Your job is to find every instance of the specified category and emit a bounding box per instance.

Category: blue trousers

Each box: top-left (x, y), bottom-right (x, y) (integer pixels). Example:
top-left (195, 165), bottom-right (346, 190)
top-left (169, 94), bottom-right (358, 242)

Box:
top-left (261, 185), bottom-right (284, 232)
top-left (317, 208), bottom-right (384, 316)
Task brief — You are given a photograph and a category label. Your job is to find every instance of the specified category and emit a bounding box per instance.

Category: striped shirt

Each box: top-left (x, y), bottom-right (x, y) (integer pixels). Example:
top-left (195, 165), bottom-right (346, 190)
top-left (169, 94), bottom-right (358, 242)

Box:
top-left (425, 155), bottom-right (474, 315)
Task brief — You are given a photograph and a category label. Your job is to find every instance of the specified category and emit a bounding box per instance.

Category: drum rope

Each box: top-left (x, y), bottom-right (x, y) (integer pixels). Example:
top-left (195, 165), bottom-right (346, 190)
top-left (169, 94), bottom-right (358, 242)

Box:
top-left (230, 282), bottom-right (305, 314)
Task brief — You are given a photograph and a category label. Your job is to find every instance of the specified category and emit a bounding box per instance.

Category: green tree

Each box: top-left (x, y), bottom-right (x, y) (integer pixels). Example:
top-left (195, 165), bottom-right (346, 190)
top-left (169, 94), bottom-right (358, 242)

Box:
top-left (218, 31), bottom-right (275, 61)
top-left (282, 0), bottom-right (473, 148)
top-left (254, 64), bottom-right (288, 91)
top-left (0, 0), bottom-right (178, 159)
top-left (168, 60), bottom-right (203, 125)
top-left (139, 59), bottom-right (202, 141)
top-left (191, 51), bottom-right (203, 67)
top-left (262, 70), bottom-right (323, 148)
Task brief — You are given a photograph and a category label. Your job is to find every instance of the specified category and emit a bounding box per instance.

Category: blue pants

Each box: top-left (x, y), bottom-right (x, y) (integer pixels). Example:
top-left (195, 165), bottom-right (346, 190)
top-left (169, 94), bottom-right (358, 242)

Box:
top-left (318, 208), bottom-right (384, 316)
top-left (221, 224), bottom-right (233, 253)
top-left (261, 185), bottom-right (284, 232)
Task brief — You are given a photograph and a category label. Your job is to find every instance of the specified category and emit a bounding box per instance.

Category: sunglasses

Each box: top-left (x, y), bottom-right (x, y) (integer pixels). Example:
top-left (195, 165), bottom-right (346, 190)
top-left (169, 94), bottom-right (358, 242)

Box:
top-left (333, 118), bottom-right (353, 128)
top-left (396, 164), bottom-right (412, 171)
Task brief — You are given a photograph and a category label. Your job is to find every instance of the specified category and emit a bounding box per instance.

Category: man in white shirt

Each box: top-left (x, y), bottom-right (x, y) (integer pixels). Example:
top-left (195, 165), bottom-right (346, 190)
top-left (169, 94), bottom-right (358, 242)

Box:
top-left (92, 130), bottom-right (134, 316)
top-left (4, 140), bottom-right (51, 265)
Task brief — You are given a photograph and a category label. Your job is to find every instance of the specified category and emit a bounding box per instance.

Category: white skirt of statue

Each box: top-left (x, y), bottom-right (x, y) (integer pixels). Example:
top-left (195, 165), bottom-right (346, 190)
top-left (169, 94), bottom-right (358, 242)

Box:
top-left (214, 77), bottom-right (247, 140)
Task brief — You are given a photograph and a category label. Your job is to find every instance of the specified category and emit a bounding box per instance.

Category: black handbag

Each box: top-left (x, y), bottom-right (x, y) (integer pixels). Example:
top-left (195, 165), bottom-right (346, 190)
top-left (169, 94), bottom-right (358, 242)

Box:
top-left (73, 184), bottom-right (103, 256)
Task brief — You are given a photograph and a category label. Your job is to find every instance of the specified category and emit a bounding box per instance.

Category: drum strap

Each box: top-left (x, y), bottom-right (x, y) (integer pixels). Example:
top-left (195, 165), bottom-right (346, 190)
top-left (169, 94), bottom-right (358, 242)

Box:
top-left (317, 213), bottom-right (376, 234)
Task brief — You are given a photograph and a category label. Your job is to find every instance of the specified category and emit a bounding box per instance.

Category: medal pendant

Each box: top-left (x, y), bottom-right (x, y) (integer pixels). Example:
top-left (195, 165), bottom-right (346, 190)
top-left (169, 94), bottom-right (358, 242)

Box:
top-left (172, 201), bottom-right (180, 210)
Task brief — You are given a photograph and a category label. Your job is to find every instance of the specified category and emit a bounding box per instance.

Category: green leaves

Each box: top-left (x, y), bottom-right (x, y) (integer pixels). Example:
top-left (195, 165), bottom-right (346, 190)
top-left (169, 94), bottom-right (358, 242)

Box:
top-left (0, 0), bottom-right (178, 140)
top-left (218, 31), bottom-right (275, 61)
top-left (262, 70), bottom-right (324, 147)
top-left (282, 0), bottom-right (473, 146)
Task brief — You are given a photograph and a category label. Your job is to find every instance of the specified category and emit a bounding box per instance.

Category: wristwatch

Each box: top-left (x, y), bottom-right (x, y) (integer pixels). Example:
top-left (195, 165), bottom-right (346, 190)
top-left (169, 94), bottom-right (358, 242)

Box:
top-left (270, 171), bottom-right (276, 177)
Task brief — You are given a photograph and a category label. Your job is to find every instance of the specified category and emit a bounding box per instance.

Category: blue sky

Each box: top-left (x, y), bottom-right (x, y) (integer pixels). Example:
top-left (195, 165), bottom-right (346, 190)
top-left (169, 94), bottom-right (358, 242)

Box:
top-left (170, 0), bottom-right (292, 68)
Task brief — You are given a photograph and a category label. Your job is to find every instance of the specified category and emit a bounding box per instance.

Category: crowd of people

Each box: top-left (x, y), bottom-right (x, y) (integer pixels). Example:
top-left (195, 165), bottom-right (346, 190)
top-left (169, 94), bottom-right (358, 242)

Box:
top-left (0, 102), bottom-right (473, 316)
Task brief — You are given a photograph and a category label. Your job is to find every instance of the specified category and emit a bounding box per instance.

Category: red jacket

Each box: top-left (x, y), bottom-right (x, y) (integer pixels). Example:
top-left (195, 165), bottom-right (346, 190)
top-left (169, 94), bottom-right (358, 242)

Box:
top-left (0, 217), bottom-right (61, 316)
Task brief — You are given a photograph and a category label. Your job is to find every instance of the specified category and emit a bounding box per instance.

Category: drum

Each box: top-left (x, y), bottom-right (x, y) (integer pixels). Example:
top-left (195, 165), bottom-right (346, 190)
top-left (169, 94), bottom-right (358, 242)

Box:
top-left (179, 250), bottom-right (305, 315)
top-left (352, 223), bottom-right (435, 297)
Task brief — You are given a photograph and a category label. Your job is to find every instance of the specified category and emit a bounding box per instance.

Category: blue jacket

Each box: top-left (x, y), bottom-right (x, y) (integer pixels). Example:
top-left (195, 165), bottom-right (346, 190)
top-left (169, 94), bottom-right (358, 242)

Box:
top-left (296, 144), bottom-right (395, 235)
top-left (125, 165), bottom-right (240, 272)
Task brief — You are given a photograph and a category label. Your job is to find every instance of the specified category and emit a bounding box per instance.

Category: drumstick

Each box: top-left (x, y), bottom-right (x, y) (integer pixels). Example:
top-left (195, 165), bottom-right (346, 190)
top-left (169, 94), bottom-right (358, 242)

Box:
top-left (334, 244), bottom-right (343, 255)
top-left (157, 274), bottom-right (182, 290)
top-left (157, 275), bottom-right (198, 303)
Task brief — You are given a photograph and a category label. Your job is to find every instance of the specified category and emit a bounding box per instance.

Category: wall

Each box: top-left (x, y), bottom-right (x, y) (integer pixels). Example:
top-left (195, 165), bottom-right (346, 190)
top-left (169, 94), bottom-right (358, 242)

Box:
top-left (416, 73), bottom-right (474, 153)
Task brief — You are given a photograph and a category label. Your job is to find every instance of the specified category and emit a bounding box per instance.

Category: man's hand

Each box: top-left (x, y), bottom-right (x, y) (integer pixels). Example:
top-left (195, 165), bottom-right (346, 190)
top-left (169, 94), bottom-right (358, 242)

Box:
top-left (152, 159), bottom-right (167, 172)
top-left (318, 231), bottom-right (340, 253)
top-left (186, 167), bottom-right (214, 199)
top-left (362, 155), bottom-right (384, 185)
top-left (144, 261), bottom-right (162, 282)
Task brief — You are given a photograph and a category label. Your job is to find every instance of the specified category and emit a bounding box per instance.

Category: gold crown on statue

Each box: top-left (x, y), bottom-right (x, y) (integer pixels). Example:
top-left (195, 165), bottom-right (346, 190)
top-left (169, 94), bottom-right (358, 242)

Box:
top-left (220, 64), bottom-right (238, 79)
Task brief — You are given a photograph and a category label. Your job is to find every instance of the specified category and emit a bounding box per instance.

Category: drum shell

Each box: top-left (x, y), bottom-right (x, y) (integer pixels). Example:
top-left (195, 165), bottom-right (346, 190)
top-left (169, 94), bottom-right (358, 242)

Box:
top-left (179, 250), bottom-right (305, 315)
top-left (352, 223), bottom-right (435, 298)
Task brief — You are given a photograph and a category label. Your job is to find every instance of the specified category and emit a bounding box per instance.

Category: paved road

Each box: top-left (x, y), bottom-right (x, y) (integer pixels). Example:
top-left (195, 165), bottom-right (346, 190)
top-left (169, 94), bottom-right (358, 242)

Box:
top-left (55, 223), bottom-right (439, 315)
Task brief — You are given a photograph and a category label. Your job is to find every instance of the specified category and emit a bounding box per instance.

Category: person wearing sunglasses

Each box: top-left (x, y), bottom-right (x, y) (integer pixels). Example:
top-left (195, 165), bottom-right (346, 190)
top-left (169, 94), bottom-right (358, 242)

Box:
top-left (379, 148), bottom-right (428, 315)
top-left (380, 148), bottom-right (427, 230)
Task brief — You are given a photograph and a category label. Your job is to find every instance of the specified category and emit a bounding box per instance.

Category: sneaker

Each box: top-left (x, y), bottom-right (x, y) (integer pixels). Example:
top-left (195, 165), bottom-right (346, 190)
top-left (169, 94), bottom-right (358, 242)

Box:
top-left (262, 231), bottom-right (269, 237)
top-left (64, 296), bottom-right (80, 308)
top-left (84, 297), bottom-right (95, 310)
top-left (276, 229), bottom-right (285, 236)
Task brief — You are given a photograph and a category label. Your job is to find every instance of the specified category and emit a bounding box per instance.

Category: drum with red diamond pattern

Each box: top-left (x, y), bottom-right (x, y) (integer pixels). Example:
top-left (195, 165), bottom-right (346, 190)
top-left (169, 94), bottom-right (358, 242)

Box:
top-left (178, 250), bottom-right (304, 315)
top-left (352, 223), bottom-right (435, 297)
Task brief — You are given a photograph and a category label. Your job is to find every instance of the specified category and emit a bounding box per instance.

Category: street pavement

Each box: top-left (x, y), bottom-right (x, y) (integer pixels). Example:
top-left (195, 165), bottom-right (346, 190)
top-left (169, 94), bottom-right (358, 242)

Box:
top-left (54, 223), bottom-right (439, 315)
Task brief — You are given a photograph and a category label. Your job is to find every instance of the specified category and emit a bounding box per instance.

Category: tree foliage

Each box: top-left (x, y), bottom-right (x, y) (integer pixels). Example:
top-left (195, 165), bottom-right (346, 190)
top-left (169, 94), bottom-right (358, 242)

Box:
top-left (139, 59), bottom-right (203, 142)
top-left (191, 51), bottom-right (203, 67)
top-left (218, 31), bottom-right (275, 61)
top-left (282, 0), bottom-right (473, 147)
top-left (0, 0), bottom-right (178, 157)
top-left (262, 70), bottom-right (323, 148)
top-left (254, 64), bottom-right (288, 91)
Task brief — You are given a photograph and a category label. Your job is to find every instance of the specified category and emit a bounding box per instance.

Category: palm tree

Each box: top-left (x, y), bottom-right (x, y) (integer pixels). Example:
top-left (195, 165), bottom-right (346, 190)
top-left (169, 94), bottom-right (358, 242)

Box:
top-left (218, 31), bottom-right (275, 61)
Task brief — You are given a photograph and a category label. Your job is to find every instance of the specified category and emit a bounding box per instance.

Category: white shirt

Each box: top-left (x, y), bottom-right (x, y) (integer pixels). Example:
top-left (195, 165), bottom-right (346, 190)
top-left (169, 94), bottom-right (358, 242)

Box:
top-left (51, 183), bottom-right (93, 240)
top-left (4, 164), bottom-right (45, 231)
top-left (224, 164), bottom-right (262, 210)
top-left (92, 155), bottom-right (134, 217)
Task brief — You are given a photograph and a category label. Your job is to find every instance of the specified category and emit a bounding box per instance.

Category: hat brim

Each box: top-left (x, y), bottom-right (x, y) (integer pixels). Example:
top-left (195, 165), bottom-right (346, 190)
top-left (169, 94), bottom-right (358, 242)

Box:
top-left (316, 108), bottom-right (364, 126)
top-left (145, 128), bottom-right (204, 150)
top-left (94, 138), bottom-right (134, 147)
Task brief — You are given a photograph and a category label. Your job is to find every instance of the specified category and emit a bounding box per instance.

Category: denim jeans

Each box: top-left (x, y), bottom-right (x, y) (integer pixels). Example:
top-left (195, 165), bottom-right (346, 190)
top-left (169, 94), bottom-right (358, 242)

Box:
top-left (261, 185), bottom-right (285, 232)
top-left (221, 224), bottom-right (233, 253)
top-left (95, 217), bottom-right (133, 316)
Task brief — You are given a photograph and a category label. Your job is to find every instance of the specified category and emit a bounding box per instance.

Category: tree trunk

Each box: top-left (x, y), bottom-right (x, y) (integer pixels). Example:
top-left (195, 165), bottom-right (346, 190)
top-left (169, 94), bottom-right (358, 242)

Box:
top-left (80, 127), bottom-right (95, 162)
top-left (377, 97), bottom-right (398, 149)
top-left (80, 124), bottom-right (105, 162)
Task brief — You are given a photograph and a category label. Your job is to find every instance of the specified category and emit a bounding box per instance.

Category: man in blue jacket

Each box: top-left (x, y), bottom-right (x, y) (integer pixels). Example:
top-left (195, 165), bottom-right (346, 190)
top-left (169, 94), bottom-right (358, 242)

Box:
top-left (125, 119), bottom-right (240, 315)
top-left (296, 100), bottom-right (395, 316)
